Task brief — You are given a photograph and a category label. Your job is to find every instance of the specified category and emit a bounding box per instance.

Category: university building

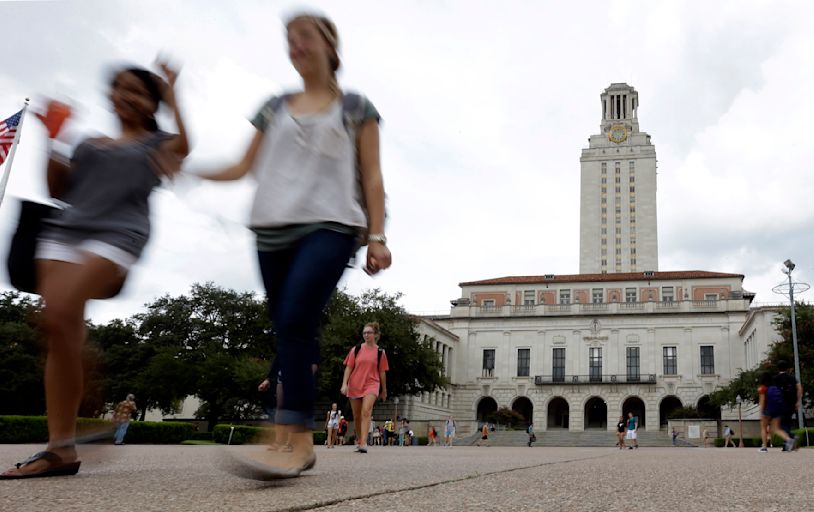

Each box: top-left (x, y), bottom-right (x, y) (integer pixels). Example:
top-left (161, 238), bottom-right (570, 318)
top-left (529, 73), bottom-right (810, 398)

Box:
top-left (402, 84), bottom-right (781, 434)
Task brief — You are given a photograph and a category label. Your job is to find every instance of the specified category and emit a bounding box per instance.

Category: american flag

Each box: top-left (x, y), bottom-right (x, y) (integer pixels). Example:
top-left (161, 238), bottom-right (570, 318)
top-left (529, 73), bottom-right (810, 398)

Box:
top-left (1, 110), bottom-right (23, 167)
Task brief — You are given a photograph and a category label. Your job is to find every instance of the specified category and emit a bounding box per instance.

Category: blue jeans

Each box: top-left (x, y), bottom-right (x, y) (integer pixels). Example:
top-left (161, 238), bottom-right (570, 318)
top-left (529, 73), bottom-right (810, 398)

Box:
top-left (114, 421), bottom-right (130, 444)
top-left (257, 229), bottom-right (356, 429)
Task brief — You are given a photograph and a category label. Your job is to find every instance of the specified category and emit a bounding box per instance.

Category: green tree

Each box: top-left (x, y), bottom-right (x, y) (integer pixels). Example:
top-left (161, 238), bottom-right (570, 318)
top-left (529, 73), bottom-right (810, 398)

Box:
top-left (0, 292), bottom-right (45, 415)
top-left (711, 303), bottom-right (813, 409)
top-left (137, 283), bottom-right (272, 430)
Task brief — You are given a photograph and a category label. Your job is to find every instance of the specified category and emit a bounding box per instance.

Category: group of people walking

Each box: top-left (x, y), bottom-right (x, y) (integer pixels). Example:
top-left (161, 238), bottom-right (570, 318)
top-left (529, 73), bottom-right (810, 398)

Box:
top-left (1, 12), bottom-right (390, 480)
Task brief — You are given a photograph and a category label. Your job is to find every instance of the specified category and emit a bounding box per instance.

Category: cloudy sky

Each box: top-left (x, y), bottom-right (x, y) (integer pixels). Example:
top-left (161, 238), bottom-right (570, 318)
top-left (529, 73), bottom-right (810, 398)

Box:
top-left (1, 0), bottom-right (812, 322)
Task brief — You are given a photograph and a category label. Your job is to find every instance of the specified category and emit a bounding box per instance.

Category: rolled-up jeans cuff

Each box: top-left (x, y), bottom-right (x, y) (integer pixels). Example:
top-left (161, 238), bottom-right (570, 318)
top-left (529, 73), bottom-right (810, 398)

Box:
top-left (275, 408), bottom-right (315, 430)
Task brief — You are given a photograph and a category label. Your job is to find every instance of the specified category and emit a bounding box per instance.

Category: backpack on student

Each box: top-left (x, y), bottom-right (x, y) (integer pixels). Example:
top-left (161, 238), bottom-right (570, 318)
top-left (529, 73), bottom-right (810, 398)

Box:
top-left (353, 343), bottom-right (385, 371)
top-left (775, 372), bottom-right (798, 412)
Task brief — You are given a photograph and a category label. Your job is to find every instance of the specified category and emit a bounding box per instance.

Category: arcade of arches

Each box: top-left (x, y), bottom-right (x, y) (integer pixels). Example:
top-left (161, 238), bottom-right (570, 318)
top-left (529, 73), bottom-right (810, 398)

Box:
top-left (473, 395), bottom-right (708, 431)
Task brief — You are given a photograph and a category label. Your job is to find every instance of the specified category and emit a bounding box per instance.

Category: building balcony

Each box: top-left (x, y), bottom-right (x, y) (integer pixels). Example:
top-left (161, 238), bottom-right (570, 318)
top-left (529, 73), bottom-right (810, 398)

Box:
top-left (534, 374), bottom-right (657, 385)
top-left (450, 299), bottom-right (750, 318)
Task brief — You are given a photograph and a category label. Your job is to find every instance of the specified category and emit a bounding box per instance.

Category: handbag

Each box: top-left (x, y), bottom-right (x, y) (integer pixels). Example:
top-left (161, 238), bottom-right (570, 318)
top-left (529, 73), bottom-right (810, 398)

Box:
top-left (6, 200), bottom-right (59, 294)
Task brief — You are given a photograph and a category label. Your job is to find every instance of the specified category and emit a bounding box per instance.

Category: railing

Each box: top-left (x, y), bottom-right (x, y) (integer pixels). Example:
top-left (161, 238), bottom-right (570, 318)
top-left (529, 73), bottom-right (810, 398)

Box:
top-left (453, 299), bottom-right (743, 318)
top-left (534, 374), bottom-right (657, 385)
top-left (481, 368), bottom-right (494, 378)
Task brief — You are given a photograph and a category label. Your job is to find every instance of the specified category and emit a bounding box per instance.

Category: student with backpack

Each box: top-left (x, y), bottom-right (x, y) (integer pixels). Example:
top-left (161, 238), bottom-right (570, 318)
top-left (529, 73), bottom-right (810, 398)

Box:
top-left (757, 371), bottom-right (795, 453)
top-left (199, 13), bottom-right (390, 479)
top-left (341, 322), bottom-right (389, 454)
top-left (776, 360), bottom-right (803, 446)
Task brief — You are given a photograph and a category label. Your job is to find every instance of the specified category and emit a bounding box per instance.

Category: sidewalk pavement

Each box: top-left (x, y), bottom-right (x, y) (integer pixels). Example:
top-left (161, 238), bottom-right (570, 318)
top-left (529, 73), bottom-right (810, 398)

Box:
top-left (1, 444), bottom-right (811, 511)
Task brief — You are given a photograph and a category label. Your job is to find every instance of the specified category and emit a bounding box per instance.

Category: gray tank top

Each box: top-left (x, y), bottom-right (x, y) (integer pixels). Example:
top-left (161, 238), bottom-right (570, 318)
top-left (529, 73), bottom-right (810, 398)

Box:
top-left (41, 131), bottom-right (171, 257)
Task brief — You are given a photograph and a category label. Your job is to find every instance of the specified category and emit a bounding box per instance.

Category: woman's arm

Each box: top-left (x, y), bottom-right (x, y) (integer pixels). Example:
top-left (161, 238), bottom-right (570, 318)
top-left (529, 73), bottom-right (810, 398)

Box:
top-left (46, 156), bottom-right (71, 200)
top-left (379, 371), bottom-right (387, 401)
top-left (357, 120), bottom-right (391, 273)
top-left (340, 365), bottom-right (352, 396)
top-left (197, 130), bottom-right (265, 181)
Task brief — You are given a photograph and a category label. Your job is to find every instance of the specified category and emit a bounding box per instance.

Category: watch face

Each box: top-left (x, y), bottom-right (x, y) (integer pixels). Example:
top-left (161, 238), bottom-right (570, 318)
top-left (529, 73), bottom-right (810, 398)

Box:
top-left (609, 124), bottom-right (627, 144)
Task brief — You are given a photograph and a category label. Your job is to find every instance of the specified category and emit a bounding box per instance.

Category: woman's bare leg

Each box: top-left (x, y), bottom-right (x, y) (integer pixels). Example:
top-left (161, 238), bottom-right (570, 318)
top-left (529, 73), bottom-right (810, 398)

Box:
top-left (350, 399), bottom-right (363, 446)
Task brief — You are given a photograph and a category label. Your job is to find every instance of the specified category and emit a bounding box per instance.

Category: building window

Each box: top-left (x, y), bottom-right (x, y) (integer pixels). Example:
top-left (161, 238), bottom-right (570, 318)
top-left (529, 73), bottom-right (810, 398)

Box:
top-left (616, 227), bottom-right (622, 235)
top-left (589, 347), bottom-right (602, 382)
top-left (601, 227), bottom-right (607, 235)
top-left (625, 288), bottom-right (637, 303)
top-left (629, 176), bottom-right (635, 182)
top-left (517, 348), bottom-right (530, 377)
top-left (615, 186), bottom-right (621, 193)
top-left (601, 177), bottom-right (607, 184)
top-left (482, 349), bottom-right (495, 378)
top-left (523, 290), bottom-right (535, 306)
top-left (601, 197), bottom-right (607, 204)
top-left (592, 288), bottom-right (604, 303)
top-left (630, 186), bottom-right (635, 193)
top-left (615, 176), bottom-right (621, 183)
top-left (559, 289), bottom-right (571, 304)
top-left (700, 346), bottom-right (715, 375)
top-left (601, 163), bottom-right (607, 173)
top-left (601, 207), bottom-right (607, 215)
top-left (662, 286), bottom-right (674, 302)
top-left (601, 259), bottom-right (607, 266)
top-left (482, 299), bottom-right (496, 309)
top-left (630, 206), bottom-right (636, 213)
top-left (704, 293), bottom-right (719, 301)
top-left (626, 347), bottom-right (640, 381)
top-left (663, 347), bottom-right (678, 375)
top-left (552, 348), bottom-right (565, 383)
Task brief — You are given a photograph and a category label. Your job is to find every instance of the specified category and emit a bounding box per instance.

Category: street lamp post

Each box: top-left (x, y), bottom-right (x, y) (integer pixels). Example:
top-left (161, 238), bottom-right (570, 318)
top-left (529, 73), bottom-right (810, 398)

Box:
top-left (780, 260), bottom-right (807, 433)
top-left (736, 395), bottom-right (744, 448)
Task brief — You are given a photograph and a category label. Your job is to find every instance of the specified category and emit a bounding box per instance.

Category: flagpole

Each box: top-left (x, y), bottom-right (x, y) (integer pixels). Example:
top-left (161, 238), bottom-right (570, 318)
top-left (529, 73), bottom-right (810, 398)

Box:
top-left (0, 98), bottom-right (31, 210)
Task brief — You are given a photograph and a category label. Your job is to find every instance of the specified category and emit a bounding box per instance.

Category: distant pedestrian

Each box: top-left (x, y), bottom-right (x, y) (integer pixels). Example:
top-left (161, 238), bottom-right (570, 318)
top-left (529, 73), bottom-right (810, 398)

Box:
top-left (776, 360), bottom-right (803, 448)
top-left (626, 412), bottom-right (639, 449)
top-left (702, 429), bottom-right (711, 448)
top-left (384, 418), bottom-right (395, 446)
top-left (113, 394), bottom-right (138, 445)
top-left (337, 416), bottom-right (348, 446)
top-left (368, 419), bottom-right (376, 447)
top-left (398, 417), bottom-right (407, 447)
top-left (481, 423), bottom-right (489, 441)
top-left (444, 417), bottom-right (456, 447)
top-left (757, 371), bottom-right (795, 453)
top-left (723, 425), bottom-right (735, 447)
top-left (671, 428), bottom-right (679, 446)
top-left (616, 416), bottom-right (627, 449)
top-left (428, 426), bottom-right (438, 446)
top-left (325, 403), bottom-right (341, 449)
top-left (527, 424), bottom-right (536, 447)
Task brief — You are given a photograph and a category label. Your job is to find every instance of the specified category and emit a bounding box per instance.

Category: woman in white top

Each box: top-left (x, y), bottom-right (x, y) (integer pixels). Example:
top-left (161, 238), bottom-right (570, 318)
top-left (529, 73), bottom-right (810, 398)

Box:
top-left (325, 403), bottom-right (341, 449)
top-left (201, 13), bottom-right (390, 479)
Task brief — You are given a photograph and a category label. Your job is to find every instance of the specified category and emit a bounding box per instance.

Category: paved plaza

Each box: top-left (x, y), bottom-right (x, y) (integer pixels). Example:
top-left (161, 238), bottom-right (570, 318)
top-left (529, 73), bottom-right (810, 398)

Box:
top-left (1, 444), bottom-right (812, 511)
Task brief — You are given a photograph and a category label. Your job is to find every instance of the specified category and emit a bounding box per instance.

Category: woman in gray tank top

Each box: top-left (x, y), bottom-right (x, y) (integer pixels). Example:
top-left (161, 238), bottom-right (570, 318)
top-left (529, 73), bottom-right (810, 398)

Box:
top-left (1, 62), bottom-right (189, 480)
top-left (199, 13), bottom-right (391, 480)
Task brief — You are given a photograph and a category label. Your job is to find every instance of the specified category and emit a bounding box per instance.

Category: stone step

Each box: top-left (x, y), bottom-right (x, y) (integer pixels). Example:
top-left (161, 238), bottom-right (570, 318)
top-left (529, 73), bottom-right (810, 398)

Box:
top-left (455, 429), bottom-right (697, 447)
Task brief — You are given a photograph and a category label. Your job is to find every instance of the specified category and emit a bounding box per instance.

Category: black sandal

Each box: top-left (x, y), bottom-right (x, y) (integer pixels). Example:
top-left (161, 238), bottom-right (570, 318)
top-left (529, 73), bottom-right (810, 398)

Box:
top-left (0, 451), bottom-right (81, 480)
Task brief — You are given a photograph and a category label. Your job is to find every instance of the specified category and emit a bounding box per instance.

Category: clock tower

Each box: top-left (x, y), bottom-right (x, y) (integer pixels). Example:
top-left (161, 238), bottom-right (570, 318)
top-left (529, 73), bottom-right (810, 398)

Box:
top-left (579, 83), bottom-right (658, 274)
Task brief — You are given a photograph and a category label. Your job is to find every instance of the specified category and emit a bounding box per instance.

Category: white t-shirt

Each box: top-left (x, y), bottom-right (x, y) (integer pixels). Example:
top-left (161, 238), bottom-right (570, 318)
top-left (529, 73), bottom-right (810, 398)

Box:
top-left (249, 100), bottom-right (368, 229)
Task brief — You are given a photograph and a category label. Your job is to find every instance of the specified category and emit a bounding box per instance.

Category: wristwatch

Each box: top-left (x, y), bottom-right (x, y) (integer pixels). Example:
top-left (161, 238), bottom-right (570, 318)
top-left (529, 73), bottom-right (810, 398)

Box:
top-left (368, 234), bottom-right (387, 245)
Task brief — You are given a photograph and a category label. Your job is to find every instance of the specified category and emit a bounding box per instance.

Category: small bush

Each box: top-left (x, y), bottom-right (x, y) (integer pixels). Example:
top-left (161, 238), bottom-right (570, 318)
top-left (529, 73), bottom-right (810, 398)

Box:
top-left (188, 431), bottom-right (213, 442)
top-left (416, 436), bottom-right (428, 446)
top-left (313, 431), bottom-right (327, 445)
top-left (123, 421), bottom-right (194, 444)
top-left (667, 407), bottom-right (703, 419)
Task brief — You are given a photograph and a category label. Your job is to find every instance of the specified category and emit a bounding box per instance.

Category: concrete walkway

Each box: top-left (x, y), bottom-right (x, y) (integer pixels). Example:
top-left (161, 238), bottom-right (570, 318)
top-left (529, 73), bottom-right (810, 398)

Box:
top-left (1, 444), bottom-right (811, 511)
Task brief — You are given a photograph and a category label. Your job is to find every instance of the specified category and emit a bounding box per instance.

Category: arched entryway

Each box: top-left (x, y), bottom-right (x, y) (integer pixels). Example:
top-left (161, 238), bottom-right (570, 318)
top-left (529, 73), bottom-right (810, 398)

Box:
top-left (547, 397), bottom-right (570, 429)
top-left (584, 396), bottom-right (607, 429)
top-left (476, 396), bottom-right (498, 422)
top-left (622, 396), bottom-right (646, 431)
top-left (659, 396), bottom-right (683, 427)
top-left (697, 395), bottom-right (721, 420)
top-left (512, 397), bottom-right (533, 425)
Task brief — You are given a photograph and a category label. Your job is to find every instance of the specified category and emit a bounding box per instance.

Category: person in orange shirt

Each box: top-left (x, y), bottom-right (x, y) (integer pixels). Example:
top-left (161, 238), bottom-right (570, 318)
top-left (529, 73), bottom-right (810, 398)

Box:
top-left (341, 322), bottom-right (389, 453)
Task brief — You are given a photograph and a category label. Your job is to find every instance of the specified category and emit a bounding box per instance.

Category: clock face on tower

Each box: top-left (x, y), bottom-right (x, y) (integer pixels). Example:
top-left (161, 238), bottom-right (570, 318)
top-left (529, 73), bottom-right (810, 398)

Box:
top-left (608, 124), bottom-right (628, 144)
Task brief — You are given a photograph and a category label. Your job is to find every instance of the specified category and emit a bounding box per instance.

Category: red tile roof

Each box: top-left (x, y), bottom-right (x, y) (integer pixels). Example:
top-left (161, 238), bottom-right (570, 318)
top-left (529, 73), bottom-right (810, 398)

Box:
top-left (460, 270), bottom-right (743, 287)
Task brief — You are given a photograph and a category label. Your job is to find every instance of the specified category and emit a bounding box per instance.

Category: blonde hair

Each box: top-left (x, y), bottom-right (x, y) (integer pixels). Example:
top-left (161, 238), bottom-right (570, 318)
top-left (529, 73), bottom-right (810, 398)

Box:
top-left (287, 14), bottom-right (341, 96)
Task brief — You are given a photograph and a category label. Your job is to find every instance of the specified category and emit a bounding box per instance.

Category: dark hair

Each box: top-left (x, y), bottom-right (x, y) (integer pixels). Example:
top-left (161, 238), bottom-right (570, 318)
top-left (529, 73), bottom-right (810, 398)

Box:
top-left (777, 360), bottom-right (790, 372)
top-left (759, 371), bottom-right (774, 387)
top-left (113, 67), bottom-right (164, 132)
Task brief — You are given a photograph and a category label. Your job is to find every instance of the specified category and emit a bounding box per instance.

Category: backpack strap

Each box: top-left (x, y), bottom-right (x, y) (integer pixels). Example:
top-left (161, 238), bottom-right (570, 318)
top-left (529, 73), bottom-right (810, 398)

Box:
top-left (341, 92), bottom-right (367, 134)
top-left (353, 343), bottom-right (385, 371)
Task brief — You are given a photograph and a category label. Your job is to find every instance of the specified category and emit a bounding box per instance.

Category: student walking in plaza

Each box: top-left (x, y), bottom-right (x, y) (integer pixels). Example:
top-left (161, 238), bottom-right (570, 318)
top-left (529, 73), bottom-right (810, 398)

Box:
top-left (1, 62), bottom-right (188, 480)
top-left (757, 371), bottom-right (795, 453)
top-left (776, 360), bottom-right (803, 447)
top-left (444, 416), bottom-right (456, 447)
top-left (723, 425), bottom-right (736, 447)
top-left (527, 423), bottom-right (536, 447)
top-left (616, 416), bottom-right (627, 449)
top-left (341, 322), bottom-right (389, 454)
top-left (112, 394), bottom-right (138, 445)
top-left (201, 13), bottom-right (389, 478)
top-left (625, 412), bottom-right (639, 449)
top-left (325, 403), bottom-right (341, 449)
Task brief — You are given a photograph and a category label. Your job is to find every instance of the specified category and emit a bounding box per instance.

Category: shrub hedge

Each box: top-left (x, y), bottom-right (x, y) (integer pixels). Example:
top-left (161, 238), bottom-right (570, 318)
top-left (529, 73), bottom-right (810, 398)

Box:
top-left (714, 428), bottom-right (814, 448)
top-left (0, 416), bottom-right (194, 444)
